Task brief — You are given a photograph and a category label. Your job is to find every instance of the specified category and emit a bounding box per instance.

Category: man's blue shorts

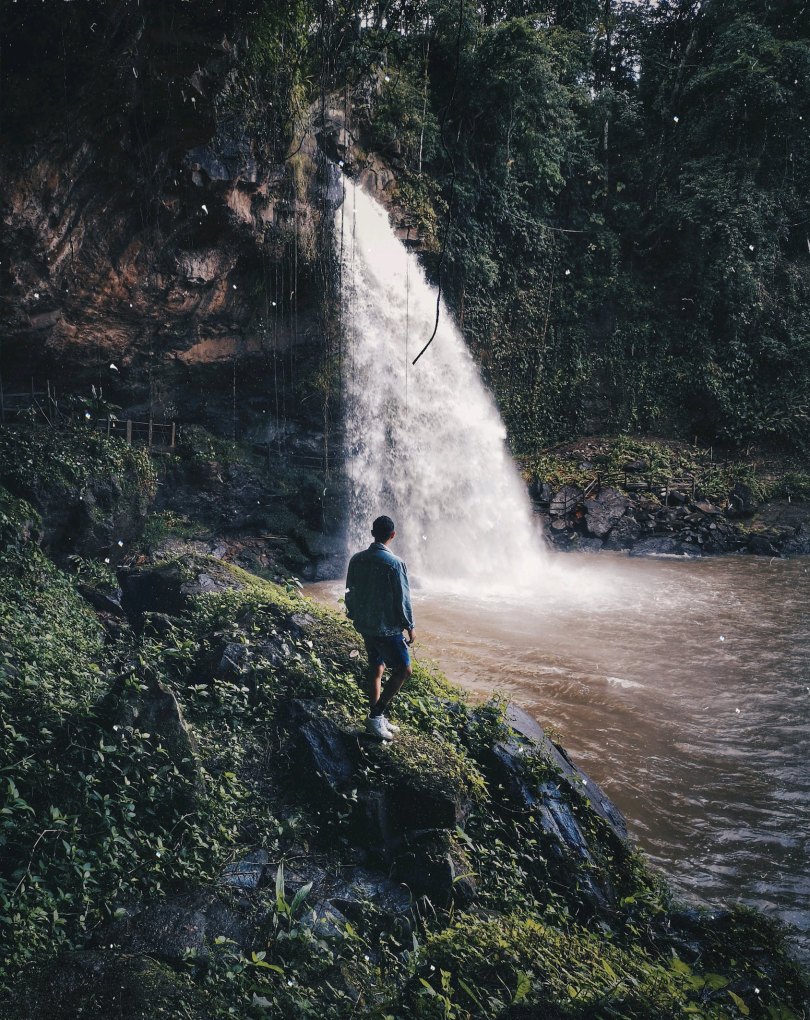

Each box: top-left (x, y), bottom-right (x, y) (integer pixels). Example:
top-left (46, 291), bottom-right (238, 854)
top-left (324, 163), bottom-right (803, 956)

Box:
top-left (363, 634), bottom-right (411, 669)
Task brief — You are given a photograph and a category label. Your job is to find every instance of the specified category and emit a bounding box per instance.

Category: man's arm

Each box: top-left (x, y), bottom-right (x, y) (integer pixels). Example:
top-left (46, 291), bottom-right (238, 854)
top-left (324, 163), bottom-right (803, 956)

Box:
top-left (345, 556), bottom-right (357, 620)
top-left (393, 562), bottom-right (414, 638)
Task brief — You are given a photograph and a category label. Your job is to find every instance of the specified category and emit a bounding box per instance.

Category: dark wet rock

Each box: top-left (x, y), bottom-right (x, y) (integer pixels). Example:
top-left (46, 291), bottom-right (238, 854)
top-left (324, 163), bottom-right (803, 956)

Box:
top-left (481, 728), bottom-right (616, 912)
top-left (781, 521), bottom-right (810, 556)
top-left (118, 558), bottom-right (246, 629)
top-left (629, 536), bottom-right (703, 557)
top-left (255, 634), bottom-right (293, 667)
top-left (529, 479), bottom-right (553, 505)
top-left (666, 489), bottom-right (688, 506)
top-left (0, 454), bottom-right (151, 561)
top-left (197, 637), bottom-right (251, 685)
top-left (272, 857), bottom-right (414, 934)
top-left (89, 889), bottom-right (254, 963)
top-left (0, 492), bottom-right (43, 554)
top-left (568, 534), bottom-right (603, 553)
top-left (77, 581), bottom-right (125, 616)
top-left (6, 950), bottom-right (217, 1020)
top-left (220, 849), bottom-right (269, 891)
top-left (486, 737), bottom-right (594, 857)
top-left (311, 156), bottom-right (344, 212)
top-left (505, 705), bottom-right (628, 842)
top-left (287, 699), bottom-right (358, 796)
top-left (391, 829), bottom-right (475, 907)
top-left (95, 903), bottom-right (209, 964)
top-left (103, 676), bottom-right (200, 785)
top-left (729, 481), bottom-right (759, 516)
top-left (603, 514), bottom-right (643, 551)
top-left (288, 611), bottom-right (317, 634)
top-left (584, 487), bottom-right (629, 538)
top-left (354, 788), bottom-right (401, 849)
top-left (549, 484), bottom-right (583, 517)
top-left (693, 500), bottom-right (723, 515)
top-left (746, 534), bottom-right (781, 556)
top-left (624, 458), bottom-right (649, 473)
top-left (389, 778), bottom-right (472, 832)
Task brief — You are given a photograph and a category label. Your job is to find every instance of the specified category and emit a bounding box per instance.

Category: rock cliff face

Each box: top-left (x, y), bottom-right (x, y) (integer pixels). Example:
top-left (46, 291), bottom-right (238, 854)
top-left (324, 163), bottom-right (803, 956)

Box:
top-left (0, 2), bottom-right (348, 438)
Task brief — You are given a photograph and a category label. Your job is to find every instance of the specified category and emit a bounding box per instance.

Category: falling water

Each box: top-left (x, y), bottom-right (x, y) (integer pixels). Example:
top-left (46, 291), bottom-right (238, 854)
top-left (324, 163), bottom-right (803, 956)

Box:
top-left (338, 181), bottom-right (547, 589)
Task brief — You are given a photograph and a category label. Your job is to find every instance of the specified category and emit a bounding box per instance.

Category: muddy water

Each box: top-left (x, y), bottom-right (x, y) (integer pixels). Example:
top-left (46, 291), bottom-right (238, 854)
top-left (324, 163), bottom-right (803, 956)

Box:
top-left (308, 553), bottom-right (810, 955)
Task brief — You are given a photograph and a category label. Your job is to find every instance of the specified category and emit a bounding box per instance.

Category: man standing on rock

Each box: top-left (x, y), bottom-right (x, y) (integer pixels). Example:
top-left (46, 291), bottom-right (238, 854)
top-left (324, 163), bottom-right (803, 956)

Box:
top-left (345, 515), bottom-right (414, 741)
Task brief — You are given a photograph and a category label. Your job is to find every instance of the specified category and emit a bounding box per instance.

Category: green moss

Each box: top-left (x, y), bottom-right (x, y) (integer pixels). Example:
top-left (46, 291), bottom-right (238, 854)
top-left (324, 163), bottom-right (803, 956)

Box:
top-left (0, 423), bottom-right (157, 505)
top-left (3, 545), bottom-right (807, 1014)
top-left (766, 471), bottom-right (810, 502)
top-left (520, 436), bottom-right (796, 507)
top-left (370, 729), bottom-right (487, 806)
top-left (415, 912), bottom-right (801, 1020)
top-left (174, 424), bottom-right (253, 470)
top-left (0, 486), bottom-right (41, 551)
top-left (141, 510), bottom-right (209, 550)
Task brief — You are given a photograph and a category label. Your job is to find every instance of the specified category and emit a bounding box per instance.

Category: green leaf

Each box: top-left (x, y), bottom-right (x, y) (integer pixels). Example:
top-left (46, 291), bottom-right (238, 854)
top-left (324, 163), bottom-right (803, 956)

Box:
top-left (458, 978), bottom-right (484, 1009)
top-left (514, 971), bottom-right (531, 1003)
top-left (275, 862), bottom-right (287, 913)
top-left (671, 956), bottom-right (693, 976)
top-left (419, 977), bottom-right (436, 997)
top-left (290, 881), bottom-right (313, 917)
top-left (704, 973), bottom-right (729, 990)
top-left (728, 990), bottom-right (750, 1016)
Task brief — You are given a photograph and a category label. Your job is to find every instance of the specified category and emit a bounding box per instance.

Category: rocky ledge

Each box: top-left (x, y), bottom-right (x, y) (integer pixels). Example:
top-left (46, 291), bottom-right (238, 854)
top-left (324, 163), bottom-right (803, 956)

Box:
top-left (531, 482), bottom-right (810, 558)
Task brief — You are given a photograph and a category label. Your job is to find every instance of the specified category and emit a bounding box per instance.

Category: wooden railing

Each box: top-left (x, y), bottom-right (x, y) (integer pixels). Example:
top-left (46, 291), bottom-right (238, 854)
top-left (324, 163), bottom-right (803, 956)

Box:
top-left (0, 380), bottom-right (176, 449)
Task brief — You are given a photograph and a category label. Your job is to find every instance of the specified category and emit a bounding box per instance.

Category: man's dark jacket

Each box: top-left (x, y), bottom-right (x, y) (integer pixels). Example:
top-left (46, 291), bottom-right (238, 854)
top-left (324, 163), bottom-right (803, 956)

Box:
top-left (345, 541), bottom-right (414, 637)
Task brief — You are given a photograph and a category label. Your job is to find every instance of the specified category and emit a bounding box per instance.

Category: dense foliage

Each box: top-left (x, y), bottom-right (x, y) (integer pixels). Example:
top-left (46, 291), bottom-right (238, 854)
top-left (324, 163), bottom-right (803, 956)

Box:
top-left (230, 0), bottom-right (810, 453)
top-left (351, 0), bottom-right (810, 452)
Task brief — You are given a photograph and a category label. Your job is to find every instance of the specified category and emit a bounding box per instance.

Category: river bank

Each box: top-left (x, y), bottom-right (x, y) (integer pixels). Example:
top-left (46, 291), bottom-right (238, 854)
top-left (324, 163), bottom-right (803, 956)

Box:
top-left (311, 551), bottom-right (810, 964)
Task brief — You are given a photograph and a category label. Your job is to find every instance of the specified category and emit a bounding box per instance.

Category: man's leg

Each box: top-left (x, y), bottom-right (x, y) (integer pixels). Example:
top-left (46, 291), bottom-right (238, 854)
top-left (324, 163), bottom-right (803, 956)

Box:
top-left (367, 662), bottom-right (385, 714)
top-left (372, 662), bottom-right (412, 717)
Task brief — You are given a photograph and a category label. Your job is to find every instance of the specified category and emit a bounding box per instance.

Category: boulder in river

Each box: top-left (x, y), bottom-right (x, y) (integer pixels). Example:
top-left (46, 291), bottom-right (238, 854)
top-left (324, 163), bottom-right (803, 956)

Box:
top-left (584, 486), bottom-right (629, 538)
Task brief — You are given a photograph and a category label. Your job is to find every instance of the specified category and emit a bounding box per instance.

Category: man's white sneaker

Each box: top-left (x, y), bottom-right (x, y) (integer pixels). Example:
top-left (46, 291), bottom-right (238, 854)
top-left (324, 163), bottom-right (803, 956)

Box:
top-left (379, 715), bottom-right (399, 733)
top-left (365, 716), bottom-right (394, 741)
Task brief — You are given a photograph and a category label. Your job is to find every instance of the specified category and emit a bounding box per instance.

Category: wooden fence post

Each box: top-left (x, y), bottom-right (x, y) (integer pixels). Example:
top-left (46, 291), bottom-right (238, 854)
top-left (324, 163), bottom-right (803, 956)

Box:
top-left (170, 422), bottom-right (176, 448)
top-left (148, 419), bottom-right (153, 448)
top-left (126, 419), bottom-right (132, 445)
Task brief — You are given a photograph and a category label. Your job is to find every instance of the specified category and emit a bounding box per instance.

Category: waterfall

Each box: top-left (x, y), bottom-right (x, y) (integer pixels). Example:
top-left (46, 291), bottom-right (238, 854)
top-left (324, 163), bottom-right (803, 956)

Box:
top-left (338, 181), bottom-right (548, 591)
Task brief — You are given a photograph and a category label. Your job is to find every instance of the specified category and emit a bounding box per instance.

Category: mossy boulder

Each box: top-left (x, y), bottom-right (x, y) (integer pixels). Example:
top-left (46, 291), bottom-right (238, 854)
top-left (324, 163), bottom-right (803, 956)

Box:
top-left (0, 425), bottom-right (156, 559)
top-left (6, 951), bottom-right (220, 1020)
top-left (0, 487), bottom-right (42, 554)
top-left (118, 555), bottom-right (252, 630)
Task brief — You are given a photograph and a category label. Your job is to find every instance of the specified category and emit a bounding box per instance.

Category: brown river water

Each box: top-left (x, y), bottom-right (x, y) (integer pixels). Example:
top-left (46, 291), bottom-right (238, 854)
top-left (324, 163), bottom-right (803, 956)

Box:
top-left (308, 552), bottom-right (810, 957)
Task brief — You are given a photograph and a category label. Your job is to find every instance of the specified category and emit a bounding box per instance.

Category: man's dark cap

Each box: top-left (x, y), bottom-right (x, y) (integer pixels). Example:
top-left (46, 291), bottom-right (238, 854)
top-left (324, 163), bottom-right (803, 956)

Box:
top-left (372, 515), bottom-right (395, 539)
